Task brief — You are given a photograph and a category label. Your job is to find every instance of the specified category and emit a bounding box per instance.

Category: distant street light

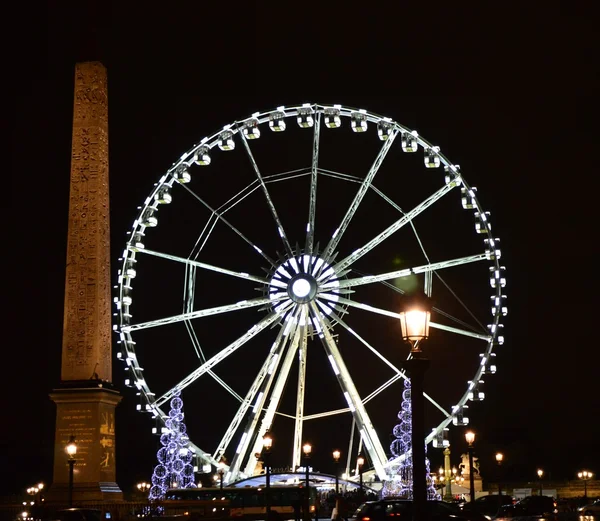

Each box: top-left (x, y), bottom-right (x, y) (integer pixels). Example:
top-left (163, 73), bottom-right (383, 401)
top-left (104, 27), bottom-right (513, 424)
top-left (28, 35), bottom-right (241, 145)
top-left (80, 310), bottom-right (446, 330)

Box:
top-left (357, 454), bottom-right (365, 500)
top-left (578, 470), bottom-right (593, 499)
top-left (65, 435), bottom-right (77, 508)
top-left (332, 450), bottom-right (341, 496)
top-left (495, 453), bottom-right (504, 497)
top-left (465, 431), bottom-right (476, 502)
top-left (303, 443), bottom-right (312, 521)
top-left (263, 431), bottom-right (273, 520)
top-left (537, 469), bottom-right (544, 496)
top-left (399, 292), bottom-right (432, 521)
top-left (137, 482), bottom-right (150, 494)
top-left (332, 450), bottom-right (341, 521)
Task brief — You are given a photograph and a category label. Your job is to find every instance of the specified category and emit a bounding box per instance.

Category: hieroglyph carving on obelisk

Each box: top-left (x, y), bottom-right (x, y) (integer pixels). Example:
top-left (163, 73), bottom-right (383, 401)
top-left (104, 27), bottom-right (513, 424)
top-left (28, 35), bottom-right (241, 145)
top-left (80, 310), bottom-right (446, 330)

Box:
top-left (62, 61), bottom-right (112, 382)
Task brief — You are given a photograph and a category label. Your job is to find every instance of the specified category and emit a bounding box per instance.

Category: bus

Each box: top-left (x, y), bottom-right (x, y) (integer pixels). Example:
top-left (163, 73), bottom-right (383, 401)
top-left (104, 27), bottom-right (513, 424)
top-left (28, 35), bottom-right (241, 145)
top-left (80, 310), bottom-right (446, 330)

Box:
top-left (162, 484), bottom-right (318, 520)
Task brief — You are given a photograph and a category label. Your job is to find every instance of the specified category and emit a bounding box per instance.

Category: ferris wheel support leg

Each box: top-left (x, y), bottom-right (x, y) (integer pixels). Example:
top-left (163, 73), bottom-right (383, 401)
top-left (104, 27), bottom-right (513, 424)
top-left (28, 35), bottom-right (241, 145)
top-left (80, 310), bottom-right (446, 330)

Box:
top-left (229, 317), bottom-right (300, 481)
top-left (241, 321), bottom-right (304, 477)
top-left (309, 302), bottom-right (388, 480)
top-left (292, 322), bottom-right (308, 470)
top-left (214, 326), bottom-right (288, 468)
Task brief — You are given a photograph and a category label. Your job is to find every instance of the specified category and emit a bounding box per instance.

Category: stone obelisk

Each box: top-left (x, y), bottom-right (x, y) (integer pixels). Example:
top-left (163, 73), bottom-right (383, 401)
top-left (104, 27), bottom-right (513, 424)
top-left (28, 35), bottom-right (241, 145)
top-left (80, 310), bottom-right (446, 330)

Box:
top-left (49, 61), bottom-right (122, 503)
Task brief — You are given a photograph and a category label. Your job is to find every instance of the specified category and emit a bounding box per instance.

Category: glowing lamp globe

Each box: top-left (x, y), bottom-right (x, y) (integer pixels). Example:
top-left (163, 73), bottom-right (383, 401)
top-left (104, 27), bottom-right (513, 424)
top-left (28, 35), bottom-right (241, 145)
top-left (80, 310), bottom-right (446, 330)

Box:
top-left (65, 436), bottom-right (77, 458)
top-left (262, 431), bottom-right (273, 451)
top-left (465, 431), bottom-right (475, 446)
top-left (399, 293), bottom-right (432, 344)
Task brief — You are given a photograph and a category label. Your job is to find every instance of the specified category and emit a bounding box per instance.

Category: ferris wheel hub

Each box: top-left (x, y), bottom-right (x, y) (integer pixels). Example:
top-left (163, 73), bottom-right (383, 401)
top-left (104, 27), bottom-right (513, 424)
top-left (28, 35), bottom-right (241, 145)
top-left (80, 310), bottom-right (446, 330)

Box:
top-left (288, 274), bottom-right (318, 303)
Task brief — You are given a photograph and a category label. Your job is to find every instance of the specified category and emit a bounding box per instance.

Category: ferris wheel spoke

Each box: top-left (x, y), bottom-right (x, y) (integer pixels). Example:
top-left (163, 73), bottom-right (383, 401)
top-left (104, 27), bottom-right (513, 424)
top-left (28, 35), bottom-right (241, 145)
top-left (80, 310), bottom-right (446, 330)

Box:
top-left (155, 303), bottom-right (292, 408)
top-left (217, 322), bottom-right (291, 473)
top-left (322, 253), bottom-right (488, 290)
top-left (322, 131), bottom-right (398, 262)
top-left (305, 113), bottom-right (321, 256)
top-left (179, 182), bottom-right (277, 267)
top-left (333, 182), bottom-right (456, 274)
top-left (241, 311), bottom-right (305, 479)
top-left (321, 302), bottom-right (451, 417)
top-left (309, 301), bottom-right (389, 480)
top-left (240, 134), bottom-right (294, 258)
top-left (325, 295), bottom-right (492, 342)
top-left (132, 246), bottom-right (268, 284)
top-left (122, 296), bottom-right (281, 333)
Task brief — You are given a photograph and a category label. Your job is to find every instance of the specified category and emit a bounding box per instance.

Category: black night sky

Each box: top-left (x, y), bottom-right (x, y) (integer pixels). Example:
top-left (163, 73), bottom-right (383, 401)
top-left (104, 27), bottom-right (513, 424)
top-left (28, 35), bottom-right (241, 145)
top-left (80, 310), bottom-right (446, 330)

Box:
top-left (7, 2), bottom-right (598, 498)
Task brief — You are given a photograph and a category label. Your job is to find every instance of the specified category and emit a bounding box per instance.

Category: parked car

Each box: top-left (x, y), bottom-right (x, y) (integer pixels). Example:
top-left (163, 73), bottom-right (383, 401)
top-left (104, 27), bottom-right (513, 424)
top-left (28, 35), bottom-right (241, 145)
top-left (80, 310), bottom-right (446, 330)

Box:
top-left (353, 498), bottom-right (488, 521)
top-left (460, 494), bottom-right (515, 519)
top-left (497, 495), bottom-right (557, 517)
top-left (578, 499), bottom-right (600, 515)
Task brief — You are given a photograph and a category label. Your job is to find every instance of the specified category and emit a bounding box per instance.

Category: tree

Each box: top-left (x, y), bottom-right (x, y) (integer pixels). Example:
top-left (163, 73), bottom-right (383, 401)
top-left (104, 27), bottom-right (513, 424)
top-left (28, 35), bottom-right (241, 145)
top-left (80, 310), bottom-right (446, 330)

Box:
top-left (149, 391), bottom-right (196, 501)
top-left (382, 378), bottom-right (438, 500)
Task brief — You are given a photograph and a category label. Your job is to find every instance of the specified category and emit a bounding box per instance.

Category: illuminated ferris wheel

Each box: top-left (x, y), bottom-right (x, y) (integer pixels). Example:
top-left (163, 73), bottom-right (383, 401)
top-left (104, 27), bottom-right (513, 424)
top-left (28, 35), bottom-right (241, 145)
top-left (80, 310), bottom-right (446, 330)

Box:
top-left (115, 103), bottom-right (507, 483)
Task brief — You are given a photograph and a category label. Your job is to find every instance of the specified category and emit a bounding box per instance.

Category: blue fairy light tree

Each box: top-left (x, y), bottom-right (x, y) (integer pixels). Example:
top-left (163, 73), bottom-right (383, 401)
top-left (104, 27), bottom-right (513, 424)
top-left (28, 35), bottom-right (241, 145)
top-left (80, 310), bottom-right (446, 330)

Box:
top-left (149, 390), bottom-right (196, 501)
top-left (382, 378), bottom-right (439, 500)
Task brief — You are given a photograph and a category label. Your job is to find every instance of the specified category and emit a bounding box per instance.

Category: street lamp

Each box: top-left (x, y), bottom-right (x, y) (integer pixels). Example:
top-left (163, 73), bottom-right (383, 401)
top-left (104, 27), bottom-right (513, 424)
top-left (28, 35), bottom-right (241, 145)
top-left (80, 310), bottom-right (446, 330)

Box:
top-left (399, 292), bottom-right (432, 521)
top-left (578, 470), bottom-right (593, 499)
top-left (137, 482), bottom-right (150, 494)
top-left (303, 443), bottom-right (312, 521)
top-left (263, 431), bottom-right (273, 520)
top-left (438, 467), bottom-right (446, 498)
top-left (495, 453), bottom-right (504, 497)
top-left (217, 456), bottom-right (227, 491)
top-left (332, 450), bottom-right (341, 496)
top-left (65, 435), bottom-right (77, 508)
top-left (537, 469), bottom-right (544, 496)
top-left (357, 454), bottom-right (365, 500)
top-left (465, 431), bottom-right (476, 503)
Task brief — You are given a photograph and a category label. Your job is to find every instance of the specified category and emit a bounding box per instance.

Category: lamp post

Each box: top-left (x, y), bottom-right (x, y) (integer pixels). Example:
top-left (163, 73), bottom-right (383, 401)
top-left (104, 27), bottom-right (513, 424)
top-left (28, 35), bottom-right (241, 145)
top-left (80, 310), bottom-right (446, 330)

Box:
top-left (332, 450), bottom-right (341, 497)
top-left (263, 431), bottom-right (273, 520)
top-left (537, 469), bottom-right (544, 496)
top-left (332, 450), bottom-right (341, 521)
top-left (465, 431), bottom-right (476, 502)
top-left (398, 292), bottom-right (432, 521)
top-left (27, 487), bottom-right (39, 502)
top-left (495, 453), bottom-right (504, 497)
top-left (66, 435), bottom-right (77, 508)
top-left (578, 470), bottom-right (593, 499)
top-left (303, 443), bottom-right (312, 521)
top-left (217, 456), bottom-right (227, 491)
top-left (357, 454), bottom-right (365, 500)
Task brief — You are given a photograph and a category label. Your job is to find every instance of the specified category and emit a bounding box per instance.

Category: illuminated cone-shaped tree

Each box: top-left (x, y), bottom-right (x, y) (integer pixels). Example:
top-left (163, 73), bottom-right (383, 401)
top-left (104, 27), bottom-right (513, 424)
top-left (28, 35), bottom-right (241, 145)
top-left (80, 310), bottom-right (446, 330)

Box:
top-left (149, 391), bottom-right (196, 501)
top-left (382, 378), bottom-right (439, 500)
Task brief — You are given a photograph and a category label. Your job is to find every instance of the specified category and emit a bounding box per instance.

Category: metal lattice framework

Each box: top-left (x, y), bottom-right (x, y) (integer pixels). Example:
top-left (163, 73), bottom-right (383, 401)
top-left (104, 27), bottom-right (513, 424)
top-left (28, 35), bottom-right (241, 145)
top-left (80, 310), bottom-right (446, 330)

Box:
top-left (114, 103), bottom-right (507, 483)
